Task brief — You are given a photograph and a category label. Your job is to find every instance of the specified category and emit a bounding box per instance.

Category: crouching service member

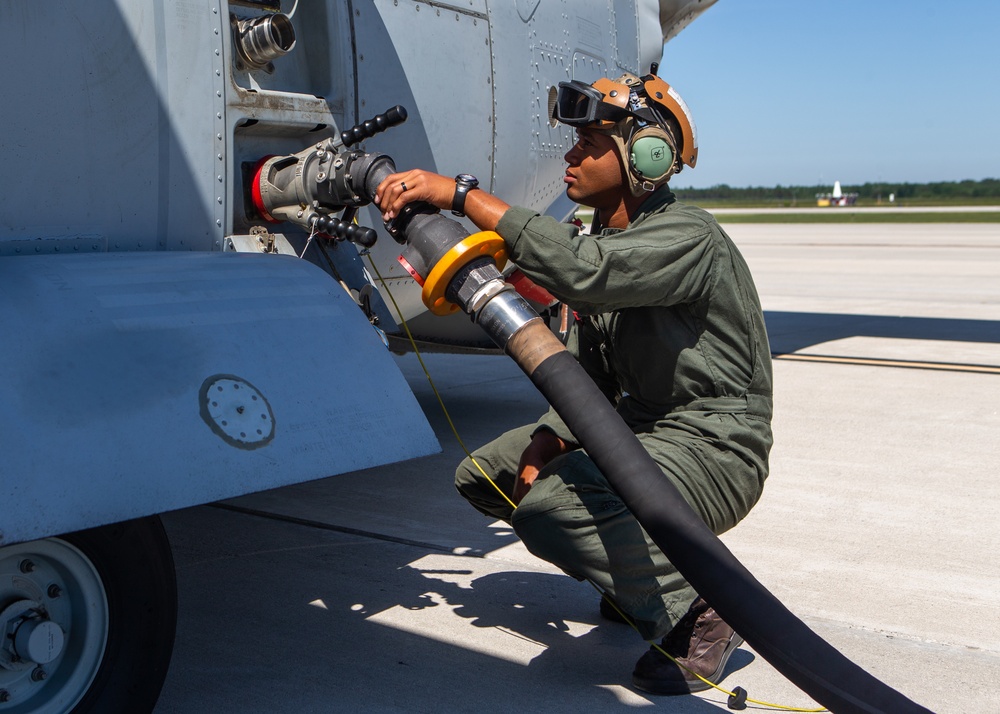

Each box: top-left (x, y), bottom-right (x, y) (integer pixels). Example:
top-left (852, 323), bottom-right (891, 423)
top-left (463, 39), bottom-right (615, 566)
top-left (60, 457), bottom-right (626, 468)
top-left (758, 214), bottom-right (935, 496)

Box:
top-left (374, 70), bottom-right (772, 695)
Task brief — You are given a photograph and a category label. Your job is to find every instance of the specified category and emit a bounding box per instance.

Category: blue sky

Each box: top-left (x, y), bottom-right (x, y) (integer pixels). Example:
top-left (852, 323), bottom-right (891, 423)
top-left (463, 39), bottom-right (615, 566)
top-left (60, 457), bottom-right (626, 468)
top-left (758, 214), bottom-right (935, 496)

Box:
top-left (659, 1), bottom-right (1000, 189)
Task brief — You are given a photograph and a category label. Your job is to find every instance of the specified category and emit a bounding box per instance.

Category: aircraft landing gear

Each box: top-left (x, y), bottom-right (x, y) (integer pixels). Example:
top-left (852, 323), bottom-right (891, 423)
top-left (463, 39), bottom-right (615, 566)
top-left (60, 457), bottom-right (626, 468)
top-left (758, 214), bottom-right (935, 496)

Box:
top-left (0, 517), bottom-right (176, 714)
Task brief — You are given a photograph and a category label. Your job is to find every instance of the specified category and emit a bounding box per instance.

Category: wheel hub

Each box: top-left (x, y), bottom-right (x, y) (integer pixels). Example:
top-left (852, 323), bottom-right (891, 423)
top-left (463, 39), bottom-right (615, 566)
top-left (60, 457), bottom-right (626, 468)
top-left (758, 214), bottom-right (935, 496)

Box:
top-left (0, 540), bottom-right (108, 712)
top-left (1, 598), bottom-right (67, 671)
top-left (15, 615), bottom-right (66, 666)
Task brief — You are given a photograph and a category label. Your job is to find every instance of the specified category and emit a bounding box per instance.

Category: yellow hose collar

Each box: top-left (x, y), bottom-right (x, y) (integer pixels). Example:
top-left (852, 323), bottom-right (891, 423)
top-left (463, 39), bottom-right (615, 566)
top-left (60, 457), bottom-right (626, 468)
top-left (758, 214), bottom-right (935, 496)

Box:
top-left (421, 231), bottom-right (508, 316)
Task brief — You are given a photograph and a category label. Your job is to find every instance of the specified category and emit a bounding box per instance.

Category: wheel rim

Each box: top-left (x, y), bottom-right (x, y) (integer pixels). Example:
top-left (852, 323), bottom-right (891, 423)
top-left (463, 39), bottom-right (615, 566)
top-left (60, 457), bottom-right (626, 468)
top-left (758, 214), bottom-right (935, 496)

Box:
top-left (0, 539), bottom-right (109, 713)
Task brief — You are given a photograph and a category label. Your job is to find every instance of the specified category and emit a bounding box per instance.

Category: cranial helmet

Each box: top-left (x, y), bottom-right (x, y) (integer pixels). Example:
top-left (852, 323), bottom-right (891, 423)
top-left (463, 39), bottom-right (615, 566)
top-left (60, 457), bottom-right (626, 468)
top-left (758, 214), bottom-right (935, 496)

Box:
top-left (551, 70), bottom-right (698, 195)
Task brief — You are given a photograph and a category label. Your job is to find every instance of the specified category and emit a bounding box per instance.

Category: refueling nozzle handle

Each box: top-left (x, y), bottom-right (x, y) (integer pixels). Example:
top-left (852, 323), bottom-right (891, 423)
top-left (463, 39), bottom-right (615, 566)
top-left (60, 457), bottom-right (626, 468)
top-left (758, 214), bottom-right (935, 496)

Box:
top-left (340, 105), bottom-right (408, 147)
top-left (313, 215), bottom-right (378, 248)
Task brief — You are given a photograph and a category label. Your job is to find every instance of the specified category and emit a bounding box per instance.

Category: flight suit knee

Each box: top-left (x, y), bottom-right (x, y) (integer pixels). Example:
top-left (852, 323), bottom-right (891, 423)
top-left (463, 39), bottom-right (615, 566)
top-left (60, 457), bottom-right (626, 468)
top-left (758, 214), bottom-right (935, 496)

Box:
top-left (509, 451), bottom-right (622, 578)
top-left (510, 450), bottom-right (696, 639)
top-left (454, 423), bottom-right (535, 522)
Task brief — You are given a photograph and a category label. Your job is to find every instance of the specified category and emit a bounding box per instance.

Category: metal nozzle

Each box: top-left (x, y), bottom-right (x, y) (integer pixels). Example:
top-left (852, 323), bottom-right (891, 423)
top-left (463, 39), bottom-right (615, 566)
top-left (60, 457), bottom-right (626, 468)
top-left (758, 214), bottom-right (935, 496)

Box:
top-left (237, 13), bottom-right (296, 68)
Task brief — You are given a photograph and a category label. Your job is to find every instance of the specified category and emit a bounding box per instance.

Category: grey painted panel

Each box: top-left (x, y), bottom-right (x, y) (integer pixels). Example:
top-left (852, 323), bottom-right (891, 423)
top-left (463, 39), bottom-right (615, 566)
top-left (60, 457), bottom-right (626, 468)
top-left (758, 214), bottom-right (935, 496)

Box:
top-left (613, 0), bottom-right (641, 74)
top-left (0, 252), bottom-right (439, 545)
top-left (351, 0), bottom-right (496, 323)
top-left (0, 1), bottom-right (225, 252)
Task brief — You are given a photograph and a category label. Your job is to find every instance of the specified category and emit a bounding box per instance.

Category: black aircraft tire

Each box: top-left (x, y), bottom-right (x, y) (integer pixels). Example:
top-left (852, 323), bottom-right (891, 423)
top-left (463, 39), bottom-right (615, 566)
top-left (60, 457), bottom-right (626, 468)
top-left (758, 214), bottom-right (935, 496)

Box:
top-left (65, 516), bottom-right (177, 714)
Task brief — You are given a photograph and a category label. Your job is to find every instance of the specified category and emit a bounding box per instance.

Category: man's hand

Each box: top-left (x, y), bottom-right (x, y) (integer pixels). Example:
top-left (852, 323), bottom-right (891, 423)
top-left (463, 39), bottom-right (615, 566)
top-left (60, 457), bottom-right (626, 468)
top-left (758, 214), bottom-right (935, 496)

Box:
top-left (513, 430), bottom-right (570, 505)
top-left (374, 169), bottom-right (454, 222)
top-left (374, 169), bottom-right (511, 233)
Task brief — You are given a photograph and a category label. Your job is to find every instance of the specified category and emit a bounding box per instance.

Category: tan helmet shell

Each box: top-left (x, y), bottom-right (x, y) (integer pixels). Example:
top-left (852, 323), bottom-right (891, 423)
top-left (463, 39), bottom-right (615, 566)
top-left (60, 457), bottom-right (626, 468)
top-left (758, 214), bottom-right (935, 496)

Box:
top-left (642, 75), bottom-right (698, 169)
top-left (588, 73), bottom-right (697, 171)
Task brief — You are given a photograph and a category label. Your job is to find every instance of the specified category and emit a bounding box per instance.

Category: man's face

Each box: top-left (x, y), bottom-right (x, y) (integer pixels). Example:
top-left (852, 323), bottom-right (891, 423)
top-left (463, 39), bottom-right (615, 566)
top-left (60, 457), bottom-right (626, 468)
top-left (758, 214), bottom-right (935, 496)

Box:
top-left (562, 127), bottom-right (627, 208)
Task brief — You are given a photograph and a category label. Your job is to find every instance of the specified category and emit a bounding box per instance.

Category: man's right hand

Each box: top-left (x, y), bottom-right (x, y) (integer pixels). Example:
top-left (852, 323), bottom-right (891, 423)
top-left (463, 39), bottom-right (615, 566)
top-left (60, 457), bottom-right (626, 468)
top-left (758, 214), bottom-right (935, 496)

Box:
top-left (513, 430), bottom-right (570, 505)
top-left (374, 169), bottom-right (455, 222)
top-left (374, 169), bottom-right (511, 234)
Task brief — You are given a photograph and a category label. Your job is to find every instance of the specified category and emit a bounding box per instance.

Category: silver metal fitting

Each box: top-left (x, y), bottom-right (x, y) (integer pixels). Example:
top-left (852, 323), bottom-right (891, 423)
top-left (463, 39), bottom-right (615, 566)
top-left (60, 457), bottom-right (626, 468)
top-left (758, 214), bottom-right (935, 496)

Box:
top-left (474, 289), bottom-right (540, 350)
top-left (450, 261), bottom-right (504, 313)
top-left (236, 13), bottom-right (296, 68)
top-left (465, 277), bottom-right (508, 315)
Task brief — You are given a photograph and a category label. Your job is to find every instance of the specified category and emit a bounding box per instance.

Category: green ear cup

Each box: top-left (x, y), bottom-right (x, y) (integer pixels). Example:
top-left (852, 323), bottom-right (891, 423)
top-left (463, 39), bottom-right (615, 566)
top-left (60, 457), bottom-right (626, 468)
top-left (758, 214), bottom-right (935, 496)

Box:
top-left (630, 135), bottom-right (674, 180)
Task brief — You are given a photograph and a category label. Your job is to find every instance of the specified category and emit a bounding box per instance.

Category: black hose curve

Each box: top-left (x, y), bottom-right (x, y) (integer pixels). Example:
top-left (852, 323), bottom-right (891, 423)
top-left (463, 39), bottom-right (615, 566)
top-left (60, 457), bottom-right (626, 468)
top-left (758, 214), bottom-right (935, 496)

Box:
top-left (529, 349), bottom-right (930, 714)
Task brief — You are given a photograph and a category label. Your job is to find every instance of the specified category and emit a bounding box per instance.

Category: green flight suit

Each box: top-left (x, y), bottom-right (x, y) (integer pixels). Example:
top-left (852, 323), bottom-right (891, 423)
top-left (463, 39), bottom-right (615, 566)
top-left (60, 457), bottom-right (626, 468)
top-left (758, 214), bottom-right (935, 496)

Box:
top-left (455, 188), bottom-right (773, 640)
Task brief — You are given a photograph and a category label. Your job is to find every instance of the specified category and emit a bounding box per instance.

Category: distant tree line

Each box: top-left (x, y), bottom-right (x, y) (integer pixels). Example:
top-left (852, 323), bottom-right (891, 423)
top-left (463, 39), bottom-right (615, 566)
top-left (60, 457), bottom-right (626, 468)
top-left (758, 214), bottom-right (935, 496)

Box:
top-left (672, 178), bottom-right (1000, 205)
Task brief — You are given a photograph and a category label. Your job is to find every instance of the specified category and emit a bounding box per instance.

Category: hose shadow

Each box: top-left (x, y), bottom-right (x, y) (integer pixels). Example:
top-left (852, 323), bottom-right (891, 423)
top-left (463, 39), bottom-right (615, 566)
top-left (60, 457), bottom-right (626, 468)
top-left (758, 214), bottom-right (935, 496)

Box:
top-left (765, 311), bottom-right (1000, 354)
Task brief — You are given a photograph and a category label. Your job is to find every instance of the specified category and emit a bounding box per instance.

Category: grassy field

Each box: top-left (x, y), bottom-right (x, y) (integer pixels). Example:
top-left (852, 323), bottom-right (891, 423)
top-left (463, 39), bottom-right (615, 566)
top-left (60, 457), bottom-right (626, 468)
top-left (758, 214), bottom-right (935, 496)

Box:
top-left (572, 208), bottom-right (1000, 225)
top-left (714, 211), bottom-right (1000, 223)
top-left (680, 196), bottom-right (1000, 210)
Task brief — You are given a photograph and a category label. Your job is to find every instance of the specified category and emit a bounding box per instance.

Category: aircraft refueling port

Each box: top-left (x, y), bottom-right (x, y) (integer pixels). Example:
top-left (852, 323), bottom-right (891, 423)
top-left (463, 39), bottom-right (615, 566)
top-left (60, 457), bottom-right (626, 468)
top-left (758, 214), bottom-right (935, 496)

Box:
top-left (235, 13), bottom-right (296, 70)
top-left (249, 106), bottom-right (407, 246)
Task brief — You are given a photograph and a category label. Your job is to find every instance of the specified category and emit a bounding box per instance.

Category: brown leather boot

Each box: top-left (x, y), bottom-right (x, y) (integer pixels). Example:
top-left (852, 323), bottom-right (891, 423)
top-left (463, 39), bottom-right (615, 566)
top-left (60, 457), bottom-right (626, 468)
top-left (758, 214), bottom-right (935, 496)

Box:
top-left (632, 597), bottom-right (744, 695)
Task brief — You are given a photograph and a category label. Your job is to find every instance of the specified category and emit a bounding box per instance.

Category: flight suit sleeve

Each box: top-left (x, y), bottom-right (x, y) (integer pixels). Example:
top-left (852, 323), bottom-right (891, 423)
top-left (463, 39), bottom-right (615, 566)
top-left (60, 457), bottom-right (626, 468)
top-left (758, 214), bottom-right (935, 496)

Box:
top-left (496, 206), bottom-right (716, 314)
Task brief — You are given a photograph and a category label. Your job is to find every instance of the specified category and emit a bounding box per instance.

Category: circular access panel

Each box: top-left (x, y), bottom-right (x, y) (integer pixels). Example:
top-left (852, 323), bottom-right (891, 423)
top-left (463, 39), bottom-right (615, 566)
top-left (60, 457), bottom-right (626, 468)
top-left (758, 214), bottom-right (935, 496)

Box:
top-left (199, 375), bottom-right (275, 449)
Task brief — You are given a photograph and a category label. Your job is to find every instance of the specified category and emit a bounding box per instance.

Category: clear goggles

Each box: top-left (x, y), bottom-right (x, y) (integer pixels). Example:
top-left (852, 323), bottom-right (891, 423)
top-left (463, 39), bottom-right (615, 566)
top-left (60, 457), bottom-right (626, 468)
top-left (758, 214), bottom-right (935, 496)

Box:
top-left (551, 80), bottom-right (643, 127)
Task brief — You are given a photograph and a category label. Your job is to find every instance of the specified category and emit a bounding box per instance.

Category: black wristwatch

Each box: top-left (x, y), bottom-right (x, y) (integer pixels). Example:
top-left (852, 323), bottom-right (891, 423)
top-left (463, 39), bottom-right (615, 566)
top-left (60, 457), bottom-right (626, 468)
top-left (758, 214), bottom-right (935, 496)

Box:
top-left (452, 174), bottom-right (480, 216)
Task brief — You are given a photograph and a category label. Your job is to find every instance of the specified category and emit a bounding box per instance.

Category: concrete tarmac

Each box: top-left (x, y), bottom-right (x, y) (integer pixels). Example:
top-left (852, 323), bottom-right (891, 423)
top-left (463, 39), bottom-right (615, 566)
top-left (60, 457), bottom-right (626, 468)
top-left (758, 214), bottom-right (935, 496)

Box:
top-left (156, 222), bottom-right (1000, 713)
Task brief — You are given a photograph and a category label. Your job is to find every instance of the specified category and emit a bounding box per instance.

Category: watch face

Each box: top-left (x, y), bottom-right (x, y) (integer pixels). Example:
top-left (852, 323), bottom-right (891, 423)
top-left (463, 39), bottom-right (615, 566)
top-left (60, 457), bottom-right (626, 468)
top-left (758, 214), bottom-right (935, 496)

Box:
top-left (456, 173), bottom-right (479, 187)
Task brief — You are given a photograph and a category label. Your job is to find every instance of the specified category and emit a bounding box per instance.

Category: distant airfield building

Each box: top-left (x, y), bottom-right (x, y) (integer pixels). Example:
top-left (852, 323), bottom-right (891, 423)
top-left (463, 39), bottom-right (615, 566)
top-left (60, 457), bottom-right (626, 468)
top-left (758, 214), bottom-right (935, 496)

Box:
top-left (816, 180), bottom-right (859, 206)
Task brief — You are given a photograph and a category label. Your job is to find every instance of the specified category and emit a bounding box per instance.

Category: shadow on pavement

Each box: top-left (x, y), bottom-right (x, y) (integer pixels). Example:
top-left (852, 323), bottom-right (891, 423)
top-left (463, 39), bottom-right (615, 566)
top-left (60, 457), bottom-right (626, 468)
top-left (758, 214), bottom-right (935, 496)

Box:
top-left (159, 505), bottom-right (746, 712)
top-left (765, 311), bottom-right (1000, 354)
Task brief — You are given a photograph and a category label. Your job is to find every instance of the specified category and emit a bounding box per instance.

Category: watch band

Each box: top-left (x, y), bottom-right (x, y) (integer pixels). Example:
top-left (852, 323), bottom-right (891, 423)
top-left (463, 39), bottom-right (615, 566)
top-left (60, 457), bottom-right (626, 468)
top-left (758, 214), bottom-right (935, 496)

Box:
top-left (452, 174), bottom-right (479, 216)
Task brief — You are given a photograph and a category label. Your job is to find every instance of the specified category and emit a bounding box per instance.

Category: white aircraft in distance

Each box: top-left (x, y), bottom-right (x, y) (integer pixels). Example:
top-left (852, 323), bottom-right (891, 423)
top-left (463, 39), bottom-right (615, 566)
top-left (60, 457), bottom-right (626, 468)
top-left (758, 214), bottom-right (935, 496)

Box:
top-left (0, 1), bottom-right (715, 711)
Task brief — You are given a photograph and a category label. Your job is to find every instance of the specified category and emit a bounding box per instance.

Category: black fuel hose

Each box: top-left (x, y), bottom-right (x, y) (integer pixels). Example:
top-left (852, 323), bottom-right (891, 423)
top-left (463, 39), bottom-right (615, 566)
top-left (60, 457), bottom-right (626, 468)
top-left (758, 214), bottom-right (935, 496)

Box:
top-left (506, 320), bottom-right (929, 714)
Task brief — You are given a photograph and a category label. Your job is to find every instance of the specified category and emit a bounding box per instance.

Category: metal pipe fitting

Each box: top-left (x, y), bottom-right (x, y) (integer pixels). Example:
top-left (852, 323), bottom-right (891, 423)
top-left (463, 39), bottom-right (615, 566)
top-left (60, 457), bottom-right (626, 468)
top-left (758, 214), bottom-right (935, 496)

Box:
top-left (471, 288), bottom-right (541, 352)
top-left (237, 13), bottom-right (296, 68)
